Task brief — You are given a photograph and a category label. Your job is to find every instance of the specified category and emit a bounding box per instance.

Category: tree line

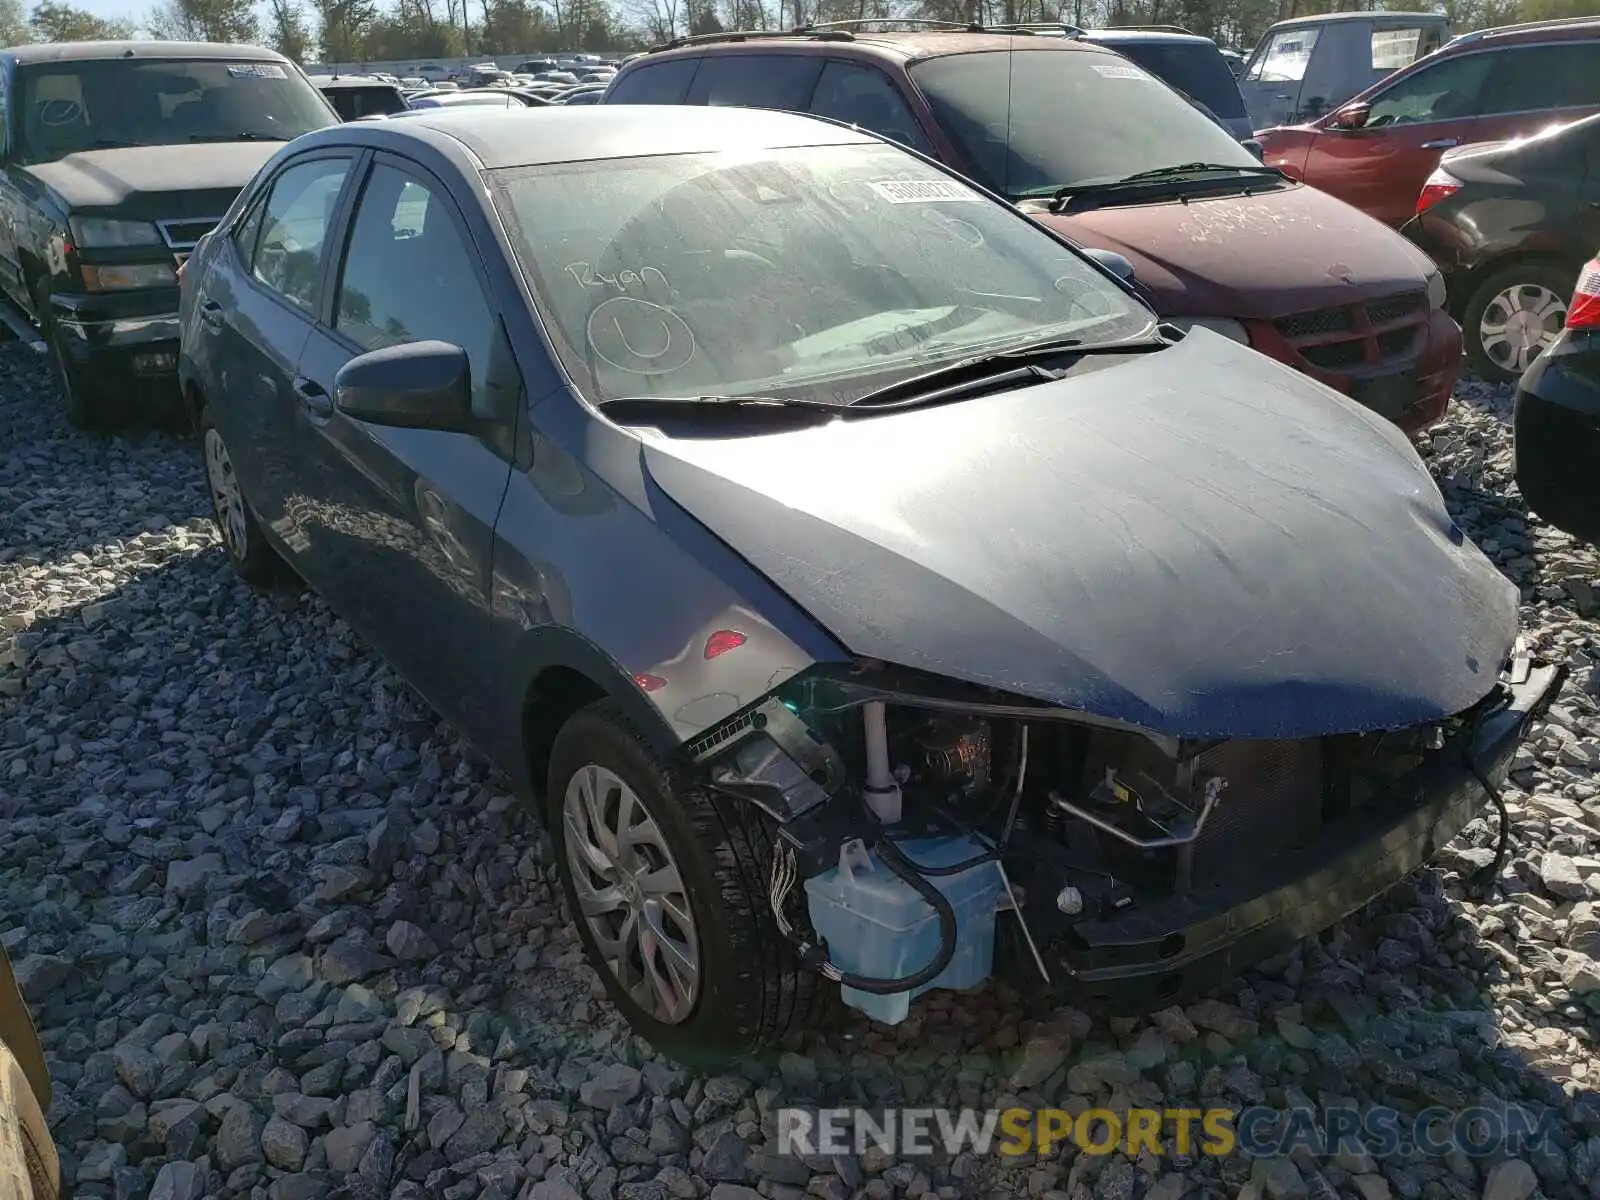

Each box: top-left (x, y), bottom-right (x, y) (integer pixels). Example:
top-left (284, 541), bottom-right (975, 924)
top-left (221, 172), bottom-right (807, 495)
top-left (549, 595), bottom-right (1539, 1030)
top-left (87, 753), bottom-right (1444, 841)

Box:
top-left (0, 0), bottom-right (1594, 76)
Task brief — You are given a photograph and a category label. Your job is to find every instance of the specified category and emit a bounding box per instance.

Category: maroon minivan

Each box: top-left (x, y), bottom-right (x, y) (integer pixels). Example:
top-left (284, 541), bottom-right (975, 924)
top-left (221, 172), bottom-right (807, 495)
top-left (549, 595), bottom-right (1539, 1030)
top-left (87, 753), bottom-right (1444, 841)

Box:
top-left (604, 26), bottom-right (1462, 432)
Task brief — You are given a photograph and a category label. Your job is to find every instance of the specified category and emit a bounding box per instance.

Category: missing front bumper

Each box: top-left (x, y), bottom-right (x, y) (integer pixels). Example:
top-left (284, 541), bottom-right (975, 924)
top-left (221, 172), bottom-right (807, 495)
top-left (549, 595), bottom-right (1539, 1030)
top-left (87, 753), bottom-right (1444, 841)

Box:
top-left (1047, 663), bottom-right (1565, 1011)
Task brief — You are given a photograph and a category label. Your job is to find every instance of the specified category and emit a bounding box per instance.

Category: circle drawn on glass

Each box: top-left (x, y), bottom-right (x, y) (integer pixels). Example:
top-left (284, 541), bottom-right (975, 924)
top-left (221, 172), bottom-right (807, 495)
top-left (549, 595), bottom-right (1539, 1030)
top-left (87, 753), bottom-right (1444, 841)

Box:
top-left (586, 297), bottom-right (696, 375)
top-left (921, 209), bottom-right (984, 248)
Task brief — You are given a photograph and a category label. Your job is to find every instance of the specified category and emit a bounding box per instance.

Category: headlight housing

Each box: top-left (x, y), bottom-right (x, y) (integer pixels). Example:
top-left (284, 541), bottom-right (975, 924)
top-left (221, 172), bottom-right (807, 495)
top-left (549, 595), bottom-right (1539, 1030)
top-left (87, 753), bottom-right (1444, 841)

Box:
top-left (81, 263), bottom-right (176, 292)
top-left (1425, 269), bottom-right (1447, 311)
top-left (68, 217), bottom-right (163, 249)
top-left (1165, 316), bottom-right (1252, 346)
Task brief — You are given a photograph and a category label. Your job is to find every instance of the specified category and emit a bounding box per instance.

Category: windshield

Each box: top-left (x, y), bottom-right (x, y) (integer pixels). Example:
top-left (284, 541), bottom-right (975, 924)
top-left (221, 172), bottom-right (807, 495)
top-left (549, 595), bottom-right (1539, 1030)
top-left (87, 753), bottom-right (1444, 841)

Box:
top-left (16, 59), bottom-right (336, 163)
top-left (911, 48), bottom-right (1256, 198)
top-left (1103, 41), bottom-right (1247, 119)
top-left (488, 143), bottom-right (1153, 407)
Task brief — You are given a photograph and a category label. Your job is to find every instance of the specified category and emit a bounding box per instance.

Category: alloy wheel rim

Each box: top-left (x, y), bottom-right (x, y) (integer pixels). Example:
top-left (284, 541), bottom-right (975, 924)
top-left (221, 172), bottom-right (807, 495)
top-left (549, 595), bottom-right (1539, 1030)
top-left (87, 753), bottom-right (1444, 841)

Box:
top-left (203, 428), bottom-right (249, 558)
top-left (562, 763), bottom-right (700, 1024)
top-left (1480, 283), bottom-right (1566, 375)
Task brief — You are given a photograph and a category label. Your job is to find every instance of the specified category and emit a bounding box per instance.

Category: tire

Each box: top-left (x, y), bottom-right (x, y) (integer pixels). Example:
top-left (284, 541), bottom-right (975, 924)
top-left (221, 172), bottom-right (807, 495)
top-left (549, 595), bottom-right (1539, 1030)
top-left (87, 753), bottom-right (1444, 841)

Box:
top-left (0, 1038), bottom-right (59, 1200)
top-left (34, 278), bottom-right (115, 432)
top-left (198, 404), bottom-right (284, 586)
top-left (1463, 261), bottom-right (1574, 385)
top-left (546, 700), bottom-right (825, 1063)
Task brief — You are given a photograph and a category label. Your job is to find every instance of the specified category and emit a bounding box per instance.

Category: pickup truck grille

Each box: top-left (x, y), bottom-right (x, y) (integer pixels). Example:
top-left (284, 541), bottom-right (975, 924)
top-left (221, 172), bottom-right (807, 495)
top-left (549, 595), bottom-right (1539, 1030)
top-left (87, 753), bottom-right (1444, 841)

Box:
top-left (1273, 291), bottom-right (1428, 373)
top-left (157, 217), bottom-right (224, 263)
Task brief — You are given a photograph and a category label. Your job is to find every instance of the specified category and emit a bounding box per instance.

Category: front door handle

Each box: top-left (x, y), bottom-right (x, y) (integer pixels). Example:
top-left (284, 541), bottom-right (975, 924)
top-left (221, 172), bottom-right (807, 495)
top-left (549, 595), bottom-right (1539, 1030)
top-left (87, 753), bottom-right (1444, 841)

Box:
top-left (198, 299), bottom-right (223, 331)
top-left (292, 375), bottom-right (333, 418)
top-left (1421, 138), bottom-right (1461, 149)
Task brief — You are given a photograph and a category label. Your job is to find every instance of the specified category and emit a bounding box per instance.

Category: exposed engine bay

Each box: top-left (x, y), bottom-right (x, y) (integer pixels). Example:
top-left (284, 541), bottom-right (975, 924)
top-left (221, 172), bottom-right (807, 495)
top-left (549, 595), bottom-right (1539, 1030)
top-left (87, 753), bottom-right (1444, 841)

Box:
top-left (686, 657), bottom-right (1558, 1021)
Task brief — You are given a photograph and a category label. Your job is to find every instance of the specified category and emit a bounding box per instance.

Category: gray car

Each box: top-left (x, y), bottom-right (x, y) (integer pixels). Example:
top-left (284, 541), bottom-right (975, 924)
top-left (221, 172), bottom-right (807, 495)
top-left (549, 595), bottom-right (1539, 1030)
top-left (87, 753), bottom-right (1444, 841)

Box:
top-left (177, 105), bottom-right (1560, 1061)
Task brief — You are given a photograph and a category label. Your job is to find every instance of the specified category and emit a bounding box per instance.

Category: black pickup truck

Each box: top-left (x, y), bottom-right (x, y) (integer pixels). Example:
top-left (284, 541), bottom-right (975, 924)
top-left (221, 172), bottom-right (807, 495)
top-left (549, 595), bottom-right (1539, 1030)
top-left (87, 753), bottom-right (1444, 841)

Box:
top-left (0, 41), bottom-right (338, 428)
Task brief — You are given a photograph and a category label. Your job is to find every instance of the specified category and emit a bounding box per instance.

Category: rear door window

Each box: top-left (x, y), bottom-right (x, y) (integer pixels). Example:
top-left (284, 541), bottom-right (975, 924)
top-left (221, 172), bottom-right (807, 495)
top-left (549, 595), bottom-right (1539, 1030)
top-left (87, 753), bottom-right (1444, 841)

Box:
top-left (809, 61), bottom-right (932, 151)
top-left (1370, 27), bottom-right (1428, 72)
top-left (1478, 43), bottom-right (1600, 115)
top-left (605, 58), bottom-right (699, 104)
top-left (685, 54), bottom-right (823, 109)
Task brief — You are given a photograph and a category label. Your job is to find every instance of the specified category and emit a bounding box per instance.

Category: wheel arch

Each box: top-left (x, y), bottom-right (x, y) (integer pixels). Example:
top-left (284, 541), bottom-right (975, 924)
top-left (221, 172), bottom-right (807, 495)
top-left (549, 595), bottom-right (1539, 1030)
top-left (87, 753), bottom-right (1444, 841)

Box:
top-left (518, 628), bottom-right (682, 801)
top-left (1453, 251), bottom-right (1581, 321)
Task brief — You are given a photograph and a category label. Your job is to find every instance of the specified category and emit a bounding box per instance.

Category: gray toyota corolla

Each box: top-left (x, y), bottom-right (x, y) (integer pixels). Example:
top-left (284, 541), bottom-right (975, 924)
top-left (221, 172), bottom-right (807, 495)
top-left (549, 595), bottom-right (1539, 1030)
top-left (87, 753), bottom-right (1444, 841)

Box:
top-left (178, 105), bottom-right (1562, 1061)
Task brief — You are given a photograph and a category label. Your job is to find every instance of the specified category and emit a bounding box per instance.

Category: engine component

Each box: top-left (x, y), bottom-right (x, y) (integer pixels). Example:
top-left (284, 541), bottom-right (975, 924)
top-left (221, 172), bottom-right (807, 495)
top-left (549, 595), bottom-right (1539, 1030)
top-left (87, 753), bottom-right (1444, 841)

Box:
top-left (862, 700), bottom-right (903, 823)
top-left (1055, 885), bottom-right (1084, 915)
top-left (701, 697), bottom-right (845, 821)
top-left (1047, 770), bottom-right (1228, 851)
top-left (915, 719), bottom-right (992, 798)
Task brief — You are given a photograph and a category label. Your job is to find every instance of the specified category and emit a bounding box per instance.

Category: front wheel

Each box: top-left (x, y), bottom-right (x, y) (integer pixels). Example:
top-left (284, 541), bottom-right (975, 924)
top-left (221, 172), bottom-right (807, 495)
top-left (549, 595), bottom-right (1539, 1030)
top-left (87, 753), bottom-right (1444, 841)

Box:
top-left (546, 700), bottom-right (824, 1063)
top-left (1464, 262), bottom-right (1573, 384)
top-left (198, 405), bottom-right (284, 586)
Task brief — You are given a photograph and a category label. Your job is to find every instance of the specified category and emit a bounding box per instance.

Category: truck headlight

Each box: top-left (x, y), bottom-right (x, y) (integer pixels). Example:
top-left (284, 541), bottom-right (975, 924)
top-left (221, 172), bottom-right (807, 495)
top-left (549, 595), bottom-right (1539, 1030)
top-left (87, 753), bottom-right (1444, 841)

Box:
top-left (69, 218), bottom-right (164, 248)
top-left (82, 263), bottom-right (176, 292)
top-left (1425, 269), bottom-right (1447, 310)
top-left (1165, 316), bottom-right (1252, 346)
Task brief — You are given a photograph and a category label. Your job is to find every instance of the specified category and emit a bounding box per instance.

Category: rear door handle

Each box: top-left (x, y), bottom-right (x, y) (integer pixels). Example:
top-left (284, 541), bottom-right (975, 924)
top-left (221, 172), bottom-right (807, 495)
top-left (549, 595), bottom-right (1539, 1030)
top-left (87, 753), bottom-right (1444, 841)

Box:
top-left (292, 375), bottom-right (333, 418)
top-left (198, 299), bottom-right (223, 331)
top-left (1421, 138), bottom-right (1461, 149)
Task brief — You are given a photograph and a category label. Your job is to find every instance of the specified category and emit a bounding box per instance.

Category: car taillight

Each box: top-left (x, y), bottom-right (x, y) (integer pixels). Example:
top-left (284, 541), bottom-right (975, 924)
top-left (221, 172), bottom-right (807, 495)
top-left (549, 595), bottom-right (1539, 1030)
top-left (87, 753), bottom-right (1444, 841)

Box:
top-left (1568, 257), bottom-right (1600, 330)
top-left (1415, 168), bottom-right (1461, 216)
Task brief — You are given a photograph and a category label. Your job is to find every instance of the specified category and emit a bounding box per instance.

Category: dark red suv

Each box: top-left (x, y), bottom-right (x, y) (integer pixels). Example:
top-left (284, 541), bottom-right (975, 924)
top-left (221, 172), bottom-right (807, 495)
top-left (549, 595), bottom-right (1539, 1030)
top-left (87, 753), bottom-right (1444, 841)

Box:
top-left (1255, 17), bottom-right (1600, 228)
top-left (604, 25), bottom-right (1462, 432)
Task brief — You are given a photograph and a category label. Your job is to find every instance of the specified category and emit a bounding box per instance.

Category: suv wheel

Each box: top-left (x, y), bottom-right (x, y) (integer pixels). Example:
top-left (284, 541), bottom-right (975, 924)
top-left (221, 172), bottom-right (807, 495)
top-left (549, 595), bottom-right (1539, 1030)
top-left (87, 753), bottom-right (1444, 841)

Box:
top-left (199, 406), bottom-right (284, 585)
top-left (35, 278), bottom-right (116, 431)
top-left (546, 700), bottom-right (825, 1063)
top-left (1465, 262), bottom-right (1572, 384)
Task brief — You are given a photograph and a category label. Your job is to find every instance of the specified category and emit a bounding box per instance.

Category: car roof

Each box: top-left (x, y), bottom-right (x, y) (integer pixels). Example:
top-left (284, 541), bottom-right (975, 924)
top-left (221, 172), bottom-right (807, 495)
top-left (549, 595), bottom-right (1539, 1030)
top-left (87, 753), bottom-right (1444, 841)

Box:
top-left (1081, 28), bottom-right (1216, 44)
top-left (302, 104), bottom-right (878, 169)
top-left (1444, 14), bottom-right (1600, 47)
top-left (5, 40), bottom-right (288, 64)
top-left (1266, 10), bottom-right (1446, 29)
top-left (635, 29), bottom-right (1106, 65)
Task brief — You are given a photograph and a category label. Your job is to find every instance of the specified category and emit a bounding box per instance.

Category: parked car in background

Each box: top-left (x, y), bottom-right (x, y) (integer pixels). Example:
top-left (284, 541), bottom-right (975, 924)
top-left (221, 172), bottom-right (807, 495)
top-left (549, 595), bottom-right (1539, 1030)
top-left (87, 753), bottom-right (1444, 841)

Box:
top-left (1, 942), bottom-right (58, 1200)
top-left (605, 27), bottom-right (1462, 431)
top-left (557, 83), bottom-right (606, 103)
top-left (1079, 27), bottom-right (1253, 141)
top-left (515, 58), bottom-right (562, 73)
top-left (1220, 46), bottom-right (1245, 77)
top-left (1401, 114), bottom-right (1600, 381)
top-left (1515, 255), bottom-right (1600, 544)
top-left (0, 40), bottom-right (338, 429)
top-left (1240, 10), bottom-right (1448, 130)
top-left (1255, 17), bottom-right (1600, 228)
top-left (179, 103), bottom-right (1561, 1059)
top-left (311, 73), bottom-right (410, 120)
top-left (406, 88), bottom-right (540, 109)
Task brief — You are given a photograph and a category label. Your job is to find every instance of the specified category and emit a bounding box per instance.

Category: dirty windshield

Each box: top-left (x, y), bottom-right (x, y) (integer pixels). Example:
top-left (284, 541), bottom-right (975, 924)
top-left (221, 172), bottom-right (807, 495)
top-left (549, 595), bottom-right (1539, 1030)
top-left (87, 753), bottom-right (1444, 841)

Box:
top-left (16, 58), bottom-right (337, 163)
top-left (911, 48), bottom-right (1259, 199)
top-left (488, 143), bottom-right (1153, 406)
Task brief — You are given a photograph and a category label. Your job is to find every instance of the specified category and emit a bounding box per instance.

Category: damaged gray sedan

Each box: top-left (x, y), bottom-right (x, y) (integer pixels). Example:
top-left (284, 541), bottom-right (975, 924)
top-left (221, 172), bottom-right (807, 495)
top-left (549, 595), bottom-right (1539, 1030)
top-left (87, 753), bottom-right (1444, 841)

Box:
top-left (178, 105), bottom-right (1564, 1061)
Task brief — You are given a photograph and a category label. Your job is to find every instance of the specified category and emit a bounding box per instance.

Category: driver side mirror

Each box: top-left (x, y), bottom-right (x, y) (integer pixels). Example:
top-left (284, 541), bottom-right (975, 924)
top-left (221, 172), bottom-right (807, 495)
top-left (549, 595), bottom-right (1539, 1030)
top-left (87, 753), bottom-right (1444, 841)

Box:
top-left (335, 340), bottom-right (473, 431)
top-left (1330, 102), bottom-right (1370, 130)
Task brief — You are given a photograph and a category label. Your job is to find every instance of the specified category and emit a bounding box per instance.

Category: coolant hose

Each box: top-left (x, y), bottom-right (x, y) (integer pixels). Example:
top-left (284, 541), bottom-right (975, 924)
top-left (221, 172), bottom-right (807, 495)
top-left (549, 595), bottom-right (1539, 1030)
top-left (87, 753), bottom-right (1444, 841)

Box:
top-left (818, 835), bottom-right (959, 995)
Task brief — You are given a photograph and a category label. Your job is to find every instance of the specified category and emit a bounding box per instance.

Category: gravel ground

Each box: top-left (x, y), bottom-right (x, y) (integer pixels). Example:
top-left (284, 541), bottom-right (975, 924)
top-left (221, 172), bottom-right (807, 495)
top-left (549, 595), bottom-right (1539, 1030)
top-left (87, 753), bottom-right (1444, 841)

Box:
top-left (3, 346), bottom-right (1600, 1200)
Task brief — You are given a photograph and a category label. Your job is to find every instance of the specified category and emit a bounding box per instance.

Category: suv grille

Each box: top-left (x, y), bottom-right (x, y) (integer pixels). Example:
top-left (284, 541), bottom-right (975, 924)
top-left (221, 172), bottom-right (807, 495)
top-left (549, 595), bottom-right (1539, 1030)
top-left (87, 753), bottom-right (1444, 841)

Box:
top-left (1272, 290), bottom-right (1429, 373)
top-left (157, 217), bottom-right (224, 264)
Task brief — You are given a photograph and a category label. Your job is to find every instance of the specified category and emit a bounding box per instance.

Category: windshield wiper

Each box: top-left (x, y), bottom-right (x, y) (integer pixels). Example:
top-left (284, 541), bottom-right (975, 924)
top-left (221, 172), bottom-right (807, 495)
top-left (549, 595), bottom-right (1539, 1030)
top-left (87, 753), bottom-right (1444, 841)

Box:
top-left (187, 132), bottom-right (290, 142)
top-left (1049, 161), bottom-right (1284, 207)
top-left (596, 394), bottom-right (842, 423)
top-left (846, 334), bottom-right (1162, 410)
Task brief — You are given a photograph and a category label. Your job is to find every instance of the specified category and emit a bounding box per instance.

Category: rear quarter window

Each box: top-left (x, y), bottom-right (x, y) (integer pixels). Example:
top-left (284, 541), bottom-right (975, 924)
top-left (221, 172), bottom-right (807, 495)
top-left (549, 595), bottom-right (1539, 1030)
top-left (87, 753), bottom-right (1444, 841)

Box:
top-left (1108, 41), bottom-right (1246, 118)
top-left (606, 58), bottom-right (699, 104)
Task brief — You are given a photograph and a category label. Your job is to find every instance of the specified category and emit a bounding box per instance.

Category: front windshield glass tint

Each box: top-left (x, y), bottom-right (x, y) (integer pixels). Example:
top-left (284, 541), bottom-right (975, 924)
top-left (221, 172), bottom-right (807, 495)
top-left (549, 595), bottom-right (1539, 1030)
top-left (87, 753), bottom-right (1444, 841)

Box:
top-left (1109, 41), bottom-right (1247, 118)
top-left (17, 59), bottom-right (336, 162)
top-left (909, 49), bottom-right (1256, 198)
top-left (489, 144), bottom-right (1153, 406)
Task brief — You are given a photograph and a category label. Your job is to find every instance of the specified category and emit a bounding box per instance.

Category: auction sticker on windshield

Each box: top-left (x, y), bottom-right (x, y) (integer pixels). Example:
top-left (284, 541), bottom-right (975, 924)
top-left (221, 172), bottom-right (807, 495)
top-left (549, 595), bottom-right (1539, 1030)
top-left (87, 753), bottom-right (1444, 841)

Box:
top-left (1091, 63), bottom-right (1150, 79)
top-left (867, 180), bottom-right (981, 204)
top-left (227, 63), bottom-right (288, 78)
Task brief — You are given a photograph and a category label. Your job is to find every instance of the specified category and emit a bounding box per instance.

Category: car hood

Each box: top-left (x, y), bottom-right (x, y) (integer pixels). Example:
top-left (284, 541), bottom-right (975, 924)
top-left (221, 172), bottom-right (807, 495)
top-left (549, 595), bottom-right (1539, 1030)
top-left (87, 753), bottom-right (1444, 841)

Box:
top-left (1030, 182), bottom-right (1438, 321)
top-left (23, 142), bottom-right (279, 212)
top-left (638, 331), bottom-right (1517, 740)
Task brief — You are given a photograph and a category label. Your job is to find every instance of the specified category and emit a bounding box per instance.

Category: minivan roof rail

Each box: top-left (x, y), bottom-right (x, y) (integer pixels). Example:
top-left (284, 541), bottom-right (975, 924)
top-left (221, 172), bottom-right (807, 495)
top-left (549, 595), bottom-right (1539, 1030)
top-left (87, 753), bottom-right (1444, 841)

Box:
top-left (805, 17), bottom-right (981, 30)
top-left (1097, 23), bottom-right (1199, 34)
top-left (982, 21), bottom-right (1080, 35)
top-left (652, 26), bottom-right (857, 49)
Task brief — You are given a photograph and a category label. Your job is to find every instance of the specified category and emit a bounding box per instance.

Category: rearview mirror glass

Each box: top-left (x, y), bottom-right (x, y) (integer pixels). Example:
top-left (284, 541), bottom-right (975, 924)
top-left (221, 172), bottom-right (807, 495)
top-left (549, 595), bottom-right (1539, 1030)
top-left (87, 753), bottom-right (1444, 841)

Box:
top-left (334, 340), bottom-right (473, 431)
